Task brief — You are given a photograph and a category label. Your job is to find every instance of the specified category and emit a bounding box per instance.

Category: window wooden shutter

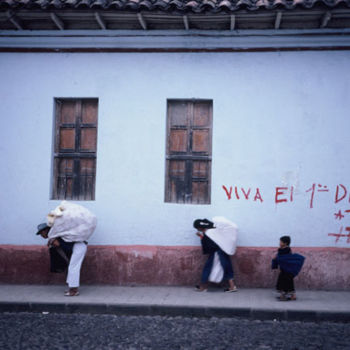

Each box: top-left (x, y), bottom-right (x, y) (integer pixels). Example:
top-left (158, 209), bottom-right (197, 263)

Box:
top-left (165, 100), bottom-right (212, 204)
top-left (52, 98), bottom-right (98, 200)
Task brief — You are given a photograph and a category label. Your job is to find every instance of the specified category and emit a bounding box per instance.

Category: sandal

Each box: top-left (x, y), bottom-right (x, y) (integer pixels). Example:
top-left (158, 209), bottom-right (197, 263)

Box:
top-left (224, 287), bottom-right (238, 293)
top-left (195, 285), bottom-right (208, 292)
top-left (64, 289), bottom-right (80, 297)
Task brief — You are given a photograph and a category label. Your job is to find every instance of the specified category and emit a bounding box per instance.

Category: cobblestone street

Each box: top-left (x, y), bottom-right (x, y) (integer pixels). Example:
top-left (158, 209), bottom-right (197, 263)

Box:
top-left (0, 313), bottom-right (349, 350)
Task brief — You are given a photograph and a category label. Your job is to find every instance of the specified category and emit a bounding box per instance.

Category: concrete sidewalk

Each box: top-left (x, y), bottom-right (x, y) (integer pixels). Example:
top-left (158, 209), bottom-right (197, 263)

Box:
top-left (0, 284), bottom-right (349, 322)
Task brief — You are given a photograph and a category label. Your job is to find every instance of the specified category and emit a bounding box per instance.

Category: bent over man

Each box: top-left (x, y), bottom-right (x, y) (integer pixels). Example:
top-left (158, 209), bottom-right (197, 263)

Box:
top-left (36, 201), bottom-right (97, 296)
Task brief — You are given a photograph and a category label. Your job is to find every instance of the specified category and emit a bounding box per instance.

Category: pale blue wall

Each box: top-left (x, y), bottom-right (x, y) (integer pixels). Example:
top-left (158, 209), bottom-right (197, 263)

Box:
top-left (0, 51), bottom-right (350, 247)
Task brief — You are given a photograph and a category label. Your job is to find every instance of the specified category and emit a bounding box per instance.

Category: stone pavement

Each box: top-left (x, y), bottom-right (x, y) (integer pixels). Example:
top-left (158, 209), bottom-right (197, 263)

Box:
top-left (0, 284), bottom-right (349, 322)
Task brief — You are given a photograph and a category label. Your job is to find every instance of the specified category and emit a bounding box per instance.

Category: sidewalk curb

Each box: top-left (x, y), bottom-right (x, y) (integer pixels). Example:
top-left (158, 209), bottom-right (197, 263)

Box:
top-left (1, 302), bottom-right (349, 322)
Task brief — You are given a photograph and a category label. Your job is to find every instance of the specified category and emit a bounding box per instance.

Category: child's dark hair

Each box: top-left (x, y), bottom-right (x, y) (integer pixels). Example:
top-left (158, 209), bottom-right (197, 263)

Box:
top-left (193, 219), bottom-right (214, 229)
top-left (280, 235), bottom-right (291, 246)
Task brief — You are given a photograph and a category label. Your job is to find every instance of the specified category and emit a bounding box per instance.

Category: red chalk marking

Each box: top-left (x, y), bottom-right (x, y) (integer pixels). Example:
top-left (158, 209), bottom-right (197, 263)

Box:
top-left (335, 184), bottom-right (347, 204)
top-left (328, 226), bottom-right (350, 243)
top-left (346, 227), bottom-right (350, 243)
top-left (334, 210), bottom-right (345, 220)
top-left (235, 187), bottom-right (240, 200)
top-left (345, 227), bottom-right (350, 243)
top-left (222, 185), bottom-right (232, 200)
top-left (317, 184), bottom-right (329, 192)
top-left (241, 187), bottom-right (251, 200)
top-left (275, 187), bottom-right (288, 204)
top-left (306, 183), bottom-right (330, 208)
top-left (290, 186), bottom-right (294, 202)
top-left (306, 184), bottom-right (315, 208)
top-left (254, 188), bottom-right (264, 203)
top-left (328, 233), bottom-right (347, 243)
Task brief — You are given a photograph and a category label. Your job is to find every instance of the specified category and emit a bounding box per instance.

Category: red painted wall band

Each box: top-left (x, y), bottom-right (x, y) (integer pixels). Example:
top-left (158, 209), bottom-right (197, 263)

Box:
top-left (0, 245), bottom-right (349, 290)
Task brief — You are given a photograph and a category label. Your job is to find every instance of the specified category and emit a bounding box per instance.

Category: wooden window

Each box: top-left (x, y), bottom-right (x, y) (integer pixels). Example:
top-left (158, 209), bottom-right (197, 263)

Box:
top-left (165, 99), bottom-right (213, 204)
top-left (52, 98), bottom-right (98, 200)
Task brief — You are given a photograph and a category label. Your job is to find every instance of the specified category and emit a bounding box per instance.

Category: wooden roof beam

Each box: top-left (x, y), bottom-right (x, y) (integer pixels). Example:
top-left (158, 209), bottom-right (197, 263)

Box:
top-left (320, 11), bottom-right (332, 28)
top-left (6, 11), bottom-right (23, 30)
top-left (94, 12), bottom-right (106, 30)
top-left (183, 15), bottom-right (189, 30)
top-left (137, 13), bottom-right (147, 30)
top-left (274, 11), bottom-right (282, 29)
top-left (50, 13), bottom-right (64, 30)
top-left (230, 15), bottom-right (236, 30)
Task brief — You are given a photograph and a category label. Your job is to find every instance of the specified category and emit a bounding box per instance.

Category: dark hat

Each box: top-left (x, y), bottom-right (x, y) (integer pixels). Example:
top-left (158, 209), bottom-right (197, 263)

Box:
top-left (36, 223), bottom-right (50, 235)
top-left (193, 219), bottom-right (214, 230)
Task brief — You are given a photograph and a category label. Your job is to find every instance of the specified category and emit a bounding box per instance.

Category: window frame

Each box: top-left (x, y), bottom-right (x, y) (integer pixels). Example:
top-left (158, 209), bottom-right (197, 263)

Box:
top-left (164, 98), bottom-right (213, 205)
top-left (51, 98), bottom-right (98, 201)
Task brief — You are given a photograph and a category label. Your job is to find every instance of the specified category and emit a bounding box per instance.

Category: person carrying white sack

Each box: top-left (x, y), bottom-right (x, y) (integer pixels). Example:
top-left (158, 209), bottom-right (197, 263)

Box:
top-left (36, 201), bottom-right (97, 297)
top-left (194, 217), bottom-right (238, 293)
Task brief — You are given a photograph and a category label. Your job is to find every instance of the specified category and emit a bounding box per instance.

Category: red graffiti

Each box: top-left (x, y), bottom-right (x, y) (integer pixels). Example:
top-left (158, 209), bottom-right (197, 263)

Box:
top-left (222, 185), bottom-right (232, 200)
top-left (334, 209), bottom-right (350, 221)
top-left (335, 184), bottom-right (347, 204)
top-left (223, 184), bottom-right (350, 206)
top-left (222, 186), bottom-right (263, 203)
top-left (328, 226), bottom-right (350, 243)
top-left (241, 188), bottom-right (251, 200)
top-left (222, 182), bottom-right (350, 244)
top-left (306, 183), bottom-right (329, 208)
top-left (254, 188), bottom-right (264, 202)
top-left (275, 187), bottom-right (288, 204)
top-left (235, 187), bottom-right (240, 200)
top-left (334, 210), bottom-right (345, 220)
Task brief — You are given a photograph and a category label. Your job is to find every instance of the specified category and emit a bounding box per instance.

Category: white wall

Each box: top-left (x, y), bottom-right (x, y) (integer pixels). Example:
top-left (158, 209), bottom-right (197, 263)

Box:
top-left (1, 51), bottom-right (350, 247)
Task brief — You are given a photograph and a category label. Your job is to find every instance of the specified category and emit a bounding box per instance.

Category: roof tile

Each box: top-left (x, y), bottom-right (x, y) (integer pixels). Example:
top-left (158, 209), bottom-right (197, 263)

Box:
top-left (0, 0), bottom-right (349, 12)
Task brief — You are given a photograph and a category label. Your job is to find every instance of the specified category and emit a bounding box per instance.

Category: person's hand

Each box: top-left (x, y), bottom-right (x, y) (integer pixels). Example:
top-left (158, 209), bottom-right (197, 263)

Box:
top-left (53, 239), bottom-right (60, 247)
top-left (48, 238), bottom-right (60, 247)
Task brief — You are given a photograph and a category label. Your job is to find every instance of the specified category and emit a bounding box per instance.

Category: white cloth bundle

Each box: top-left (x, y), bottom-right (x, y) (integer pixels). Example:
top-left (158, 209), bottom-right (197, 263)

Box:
top-left (206, 216), bottom-right (238, 256)
top-left (208, 252), bottom-right (224, 283)
top-left (47, 201), bottom-right (97, 242)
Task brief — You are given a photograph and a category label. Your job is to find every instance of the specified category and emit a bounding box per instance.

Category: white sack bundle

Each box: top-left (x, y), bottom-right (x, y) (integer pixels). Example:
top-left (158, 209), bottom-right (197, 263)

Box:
top-left (47, 201), bottom-right (97, 242)
top-left (206, 216), bottom-right (238, 256)
top-left (208, 252), bottom-right (224, 283)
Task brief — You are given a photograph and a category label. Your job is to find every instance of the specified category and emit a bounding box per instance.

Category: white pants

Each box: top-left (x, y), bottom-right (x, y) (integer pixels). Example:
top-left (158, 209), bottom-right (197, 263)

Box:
top-left (66, 242), bottom-right (87, 288)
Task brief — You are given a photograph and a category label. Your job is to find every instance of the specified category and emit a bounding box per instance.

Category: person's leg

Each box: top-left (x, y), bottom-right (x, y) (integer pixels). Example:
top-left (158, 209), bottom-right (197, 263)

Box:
top-left (277, 271), bottom-right (295, 301)
top-left (286, 274), bottom-right (296, 300)
top-left (227, 279), bottom-right (236, 291)
top-left (276, 271), bottom-right (283, 291)
top-left (197, 253), bottom-right (215, 291)
top-left (276, 271), bottom-right (286, 300)
top-left (217, 250), bottom-right (236, 292)
top-left (66, 242), bottom-right (87, 296)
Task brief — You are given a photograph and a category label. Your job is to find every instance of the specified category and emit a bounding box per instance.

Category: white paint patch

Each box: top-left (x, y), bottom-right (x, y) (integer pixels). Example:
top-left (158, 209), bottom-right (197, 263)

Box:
top-left (131, 249), bottom-right (155, 259)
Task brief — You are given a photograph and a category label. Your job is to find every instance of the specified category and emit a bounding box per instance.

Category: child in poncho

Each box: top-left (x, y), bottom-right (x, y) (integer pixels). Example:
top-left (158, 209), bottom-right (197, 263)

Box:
top-left (272, 236), bottom-right (305, 301)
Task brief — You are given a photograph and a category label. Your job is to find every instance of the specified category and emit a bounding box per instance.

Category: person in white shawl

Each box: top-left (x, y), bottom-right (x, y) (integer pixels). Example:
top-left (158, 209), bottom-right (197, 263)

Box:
top-left (36, 201), bottom-right (97, 296)
top-left (194, 217), bottom-right (238, 292)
